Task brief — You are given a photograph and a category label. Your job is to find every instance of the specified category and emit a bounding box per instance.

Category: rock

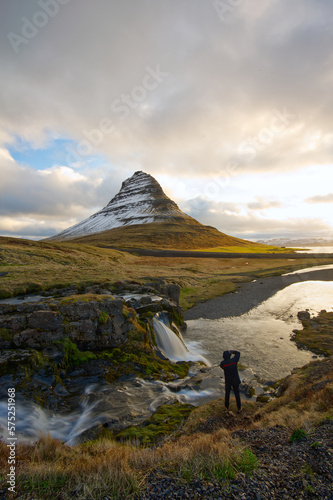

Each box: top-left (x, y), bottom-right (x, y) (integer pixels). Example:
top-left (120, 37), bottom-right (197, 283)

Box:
top-left (28, 310), bottom-right (63, 331)
top-left (166, 284), bottom-right (180, 305)
top-left (53, 384), bottom-right (69, 396)
top-left (297, 310), bottom-right (310, 320)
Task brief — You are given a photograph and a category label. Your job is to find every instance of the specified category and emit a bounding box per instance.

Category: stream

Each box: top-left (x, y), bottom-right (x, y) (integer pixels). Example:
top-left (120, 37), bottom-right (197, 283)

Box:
top-left (0, 267), bottom-right (332, 445)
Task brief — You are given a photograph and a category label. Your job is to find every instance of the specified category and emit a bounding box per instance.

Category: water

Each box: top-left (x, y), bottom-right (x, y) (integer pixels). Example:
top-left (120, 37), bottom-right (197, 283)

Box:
top-left (184, 281), bottom-right (333, 380)
top-left (1, 275), bottom-right (332, 444)
top-left (153, 313), bottom-right (209, 364)
top-left (295, 246), bottom-right (333, 254)
top-left (0, 374), bottom-right (214, 445)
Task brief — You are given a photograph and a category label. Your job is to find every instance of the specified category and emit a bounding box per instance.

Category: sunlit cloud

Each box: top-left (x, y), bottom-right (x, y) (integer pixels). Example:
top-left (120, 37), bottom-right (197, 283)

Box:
top-left (0, 0), bottom-right (333, 239)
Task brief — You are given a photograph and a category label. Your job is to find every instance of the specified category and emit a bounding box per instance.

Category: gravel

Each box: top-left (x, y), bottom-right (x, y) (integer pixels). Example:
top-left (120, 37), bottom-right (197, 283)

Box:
top-left (136, 420), bottom-right (333, 499)
top-left (184, 268), bottom-right (333, 320)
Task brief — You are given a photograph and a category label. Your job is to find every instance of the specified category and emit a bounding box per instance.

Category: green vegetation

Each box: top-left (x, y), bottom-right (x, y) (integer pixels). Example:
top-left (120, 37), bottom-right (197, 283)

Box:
top-left (98, 310), bottom-right (109, 325)
top-left (0, 327), bottom-right (13, 342)
top-left (64, 220), bottom-right (265, 250)
top-left (290, 428), bottom-right (308, 442)
top-left (195, 245), bottom-right (294, 254)
top-left (291, 310), bottom-right (333, 356)
top-left (56, 338), bottom-right (97, 370)
top-left (100, 328), bottom-right (190, 383)
top-left (105, 403), bottom-right (194, 444)
top-left (180, 279), bottom-right (237, 310)
top-left (1, 236), bottom-right (332, 307)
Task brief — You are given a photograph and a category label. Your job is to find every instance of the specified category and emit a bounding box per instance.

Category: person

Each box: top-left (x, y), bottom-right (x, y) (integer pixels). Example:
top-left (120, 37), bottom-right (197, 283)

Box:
top-left (220, 350), bottom-right (241, 413)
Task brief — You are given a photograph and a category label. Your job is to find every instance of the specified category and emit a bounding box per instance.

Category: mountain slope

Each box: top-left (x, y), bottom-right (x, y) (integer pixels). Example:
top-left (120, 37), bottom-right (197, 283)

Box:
top-left (67, 220), bottom-right (257, 250)
top-left (48, 171), bottom-right (194, 241)
top-left (48, 170), bottom-right (263, 250)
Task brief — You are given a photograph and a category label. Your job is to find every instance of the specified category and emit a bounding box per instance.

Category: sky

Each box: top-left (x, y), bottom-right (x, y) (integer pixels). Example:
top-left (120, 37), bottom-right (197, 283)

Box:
top-left (1, 0), bottom-right (333, 241)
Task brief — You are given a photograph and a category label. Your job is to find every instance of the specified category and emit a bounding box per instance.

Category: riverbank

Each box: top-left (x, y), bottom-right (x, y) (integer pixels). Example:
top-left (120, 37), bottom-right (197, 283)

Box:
top-left (184, 267), bottom-right (333, 320)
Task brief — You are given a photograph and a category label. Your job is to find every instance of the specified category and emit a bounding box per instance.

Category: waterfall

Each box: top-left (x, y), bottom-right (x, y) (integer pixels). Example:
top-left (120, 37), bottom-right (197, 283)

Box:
top-left (153, 313), bottom-right (209, 364)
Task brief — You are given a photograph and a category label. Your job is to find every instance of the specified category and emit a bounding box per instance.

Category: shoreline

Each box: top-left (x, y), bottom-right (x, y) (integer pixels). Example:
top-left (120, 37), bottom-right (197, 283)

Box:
top-left (184, 267), bottom-right (333, 320)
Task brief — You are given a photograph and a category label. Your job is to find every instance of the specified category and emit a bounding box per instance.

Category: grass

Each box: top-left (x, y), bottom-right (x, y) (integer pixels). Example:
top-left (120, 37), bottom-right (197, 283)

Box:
top-left (194, 245), bottom-right (294, 254)
top-left (253, 357), bottom-right (333, 429)
top-left (0, 427), bottom-right (256, 499)
top-left (102, 403), bottom-right (194, 445)
top-left (291, 310), bottom-right (333, 356)
top-left (1, 236), bottom-right (332, 305)
top-left (60, 220), bottom-right (266, 250)
top-left (290, 428), bottom-right (308, 442)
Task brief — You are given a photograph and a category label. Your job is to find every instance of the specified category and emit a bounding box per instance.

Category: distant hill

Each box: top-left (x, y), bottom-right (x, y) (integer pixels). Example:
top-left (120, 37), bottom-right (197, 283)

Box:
top-left (48, 171), bottom-right (267, 250)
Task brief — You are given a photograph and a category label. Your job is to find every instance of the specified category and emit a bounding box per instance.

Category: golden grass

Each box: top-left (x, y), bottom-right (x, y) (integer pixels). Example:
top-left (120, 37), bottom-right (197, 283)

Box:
top-left (0, 429), bottom-right (251, 499)
top-left (253, 357), bottom-right (333, 429)
top-left (292, 310), bottom-right (333, 356)
top-left (1, 236), bottom-right (332, 303)
top-left (6, 362), bottom-right (330, 500)
top-left (59, 220), bottom-right (267, 250)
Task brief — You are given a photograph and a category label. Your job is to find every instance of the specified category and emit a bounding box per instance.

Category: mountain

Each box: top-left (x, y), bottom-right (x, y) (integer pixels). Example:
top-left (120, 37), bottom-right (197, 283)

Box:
top-left (48, 171), bottom-right (263, 250)
top-left (49, 171), bottom-right (193, 240)
top-left (257, 237), bottom-right (333, 247)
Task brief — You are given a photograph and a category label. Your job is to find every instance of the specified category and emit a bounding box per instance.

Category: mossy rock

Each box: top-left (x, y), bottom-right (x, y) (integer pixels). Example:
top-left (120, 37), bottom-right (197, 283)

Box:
top-left (114, 403), bottom-right (194, 444)
top-left (0, 288), bottom-right (13, 300)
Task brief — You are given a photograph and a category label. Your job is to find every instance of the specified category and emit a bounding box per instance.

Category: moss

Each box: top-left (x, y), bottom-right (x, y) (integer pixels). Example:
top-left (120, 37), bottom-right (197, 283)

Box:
top-left (0, 327), bottom-right (14, 342)
top-left (112, 403), bottom-right (194, 445)
top-left (0, 288), bottom-right (13, 300)
top-left (171, 309), bottom-right (184, 328)
top-left (25, 282), bottom-right (43, 294)
top-left (291, 310), bottom-right (333, 356)
top-left (98, 311), bottom-right (109, 325)
top-left (55, 338), bottom-right (96, 371)
top-left (59, 293), bottom-right (111, 306)
top-left (99, 326), bottom-right (190, 384)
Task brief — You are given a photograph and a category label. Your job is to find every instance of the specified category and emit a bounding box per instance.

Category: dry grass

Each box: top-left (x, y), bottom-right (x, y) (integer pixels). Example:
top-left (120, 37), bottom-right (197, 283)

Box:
top-left (58, 220), bottom-right (260, 250)
top-left (254, 357), bottom-right (333, 429)
top-left (292, 310), bottom-right (333, 357)
top-left (1, 236), bottom-right (330, 302)
top-left (0, 428), bottom-right (253, 499)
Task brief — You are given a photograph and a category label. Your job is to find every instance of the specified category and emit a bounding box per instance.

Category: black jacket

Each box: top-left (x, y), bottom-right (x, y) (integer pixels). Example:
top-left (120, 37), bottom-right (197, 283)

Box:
top-left (220, 350), bottom-right (241, 385)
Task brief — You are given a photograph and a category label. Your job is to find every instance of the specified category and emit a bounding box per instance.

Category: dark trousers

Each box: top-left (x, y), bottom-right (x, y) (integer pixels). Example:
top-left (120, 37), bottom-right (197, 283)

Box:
top-left (225, 382), bottom-right (241, 410)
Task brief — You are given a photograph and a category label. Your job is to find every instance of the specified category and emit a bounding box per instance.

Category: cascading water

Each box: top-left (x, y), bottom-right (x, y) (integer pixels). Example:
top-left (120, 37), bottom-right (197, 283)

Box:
top-left (153, 312), bottom-right (209, 364)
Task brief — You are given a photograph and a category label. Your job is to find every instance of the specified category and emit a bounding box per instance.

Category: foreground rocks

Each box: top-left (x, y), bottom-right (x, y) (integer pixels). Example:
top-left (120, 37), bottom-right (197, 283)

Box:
top-left (0, 279), bottom-right (184, 411)
top-left (136, 420), bottom-right (333, 499)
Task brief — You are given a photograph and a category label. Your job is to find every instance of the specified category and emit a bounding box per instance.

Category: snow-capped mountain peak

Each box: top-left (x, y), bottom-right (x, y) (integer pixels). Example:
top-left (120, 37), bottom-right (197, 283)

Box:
top-left (49, 171), bottom-right (192, 240)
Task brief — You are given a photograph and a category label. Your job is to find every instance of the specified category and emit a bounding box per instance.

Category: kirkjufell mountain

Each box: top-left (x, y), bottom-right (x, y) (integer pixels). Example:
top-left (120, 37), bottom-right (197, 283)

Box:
top-left (49, 171), bottom-right (258, 250)
top-left (50, 171), bottom-right (193, 240)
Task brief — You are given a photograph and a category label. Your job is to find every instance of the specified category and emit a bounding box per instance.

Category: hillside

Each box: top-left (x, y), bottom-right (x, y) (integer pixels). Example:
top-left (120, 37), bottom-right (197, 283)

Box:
top-left (66, 220), bottom-right (262, 250)
top-left (47, 171), bottom-right (270, 251)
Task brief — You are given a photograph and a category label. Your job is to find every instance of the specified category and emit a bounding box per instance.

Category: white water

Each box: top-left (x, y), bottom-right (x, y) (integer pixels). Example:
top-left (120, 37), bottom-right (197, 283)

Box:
top-left (0, 377), bottom-right (215, 445)
top-left (153, 314), bottom-right (209, 364)
top-left (1, 275), bottom-right (332, 444)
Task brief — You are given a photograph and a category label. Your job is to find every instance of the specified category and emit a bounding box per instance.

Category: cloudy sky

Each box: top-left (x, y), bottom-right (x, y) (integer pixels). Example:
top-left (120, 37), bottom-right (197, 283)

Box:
top-left (1, 0), bottom-right (333, 241)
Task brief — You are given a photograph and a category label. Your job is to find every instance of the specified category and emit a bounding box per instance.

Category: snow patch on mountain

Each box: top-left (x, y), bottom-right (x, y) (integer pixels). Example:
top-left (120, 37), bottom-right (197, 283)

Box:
top-left (49, 171), bottom-right (193, 240)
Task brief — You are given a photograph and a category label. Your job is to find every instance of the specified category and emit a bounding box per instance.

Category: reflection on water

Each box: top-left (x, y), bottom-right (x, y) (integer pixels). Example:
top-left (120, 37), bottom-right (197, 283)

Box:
top-left (1, 280), bottom-right (332, 444)
top-left (185, 281), bottom-right (333, 380)
top-left (295, 246), bottom-right (333, 254)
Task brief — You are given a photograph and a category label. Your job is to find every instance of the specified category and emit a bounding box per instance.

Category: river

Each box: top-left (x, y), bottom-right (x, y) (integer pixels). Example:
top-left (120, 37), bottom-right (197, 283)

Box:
top-left (0, 266), bottom-right (332, 444)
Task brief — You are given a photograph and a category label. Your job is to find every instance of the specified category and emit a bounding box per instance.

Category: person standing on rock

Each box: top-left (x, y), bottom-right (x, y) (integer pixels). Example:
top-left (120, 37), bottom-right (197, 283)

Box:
top-left (220, 350), bottom-right (241, 413)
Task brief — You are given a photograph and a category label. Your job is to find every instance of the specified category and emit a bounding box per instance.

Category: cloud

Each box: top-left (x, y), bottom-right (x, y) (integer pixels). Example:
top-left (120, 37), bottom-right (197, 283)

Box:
top-left (0, 147), bottom-right (126, 222)
top-left (306, 193), bottom-right (333, 204)
top-left (1, 0), bottom-right (333, 238)
top-left (247, 198), bottom-right (282, 211)
top-left (182, 197), bottom-right (332, 239)
top-left (1, 0), bottom-right (333, 178)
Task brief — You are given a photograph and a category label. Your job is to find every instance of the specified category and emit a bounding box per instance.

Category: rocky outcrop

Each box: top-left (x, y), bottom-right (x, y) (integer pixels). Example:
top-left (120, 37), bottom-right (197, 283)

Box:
top-left (0, 295), bottom-right (131, 351)
top-left (0, 279), bottom-right (186, 411)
